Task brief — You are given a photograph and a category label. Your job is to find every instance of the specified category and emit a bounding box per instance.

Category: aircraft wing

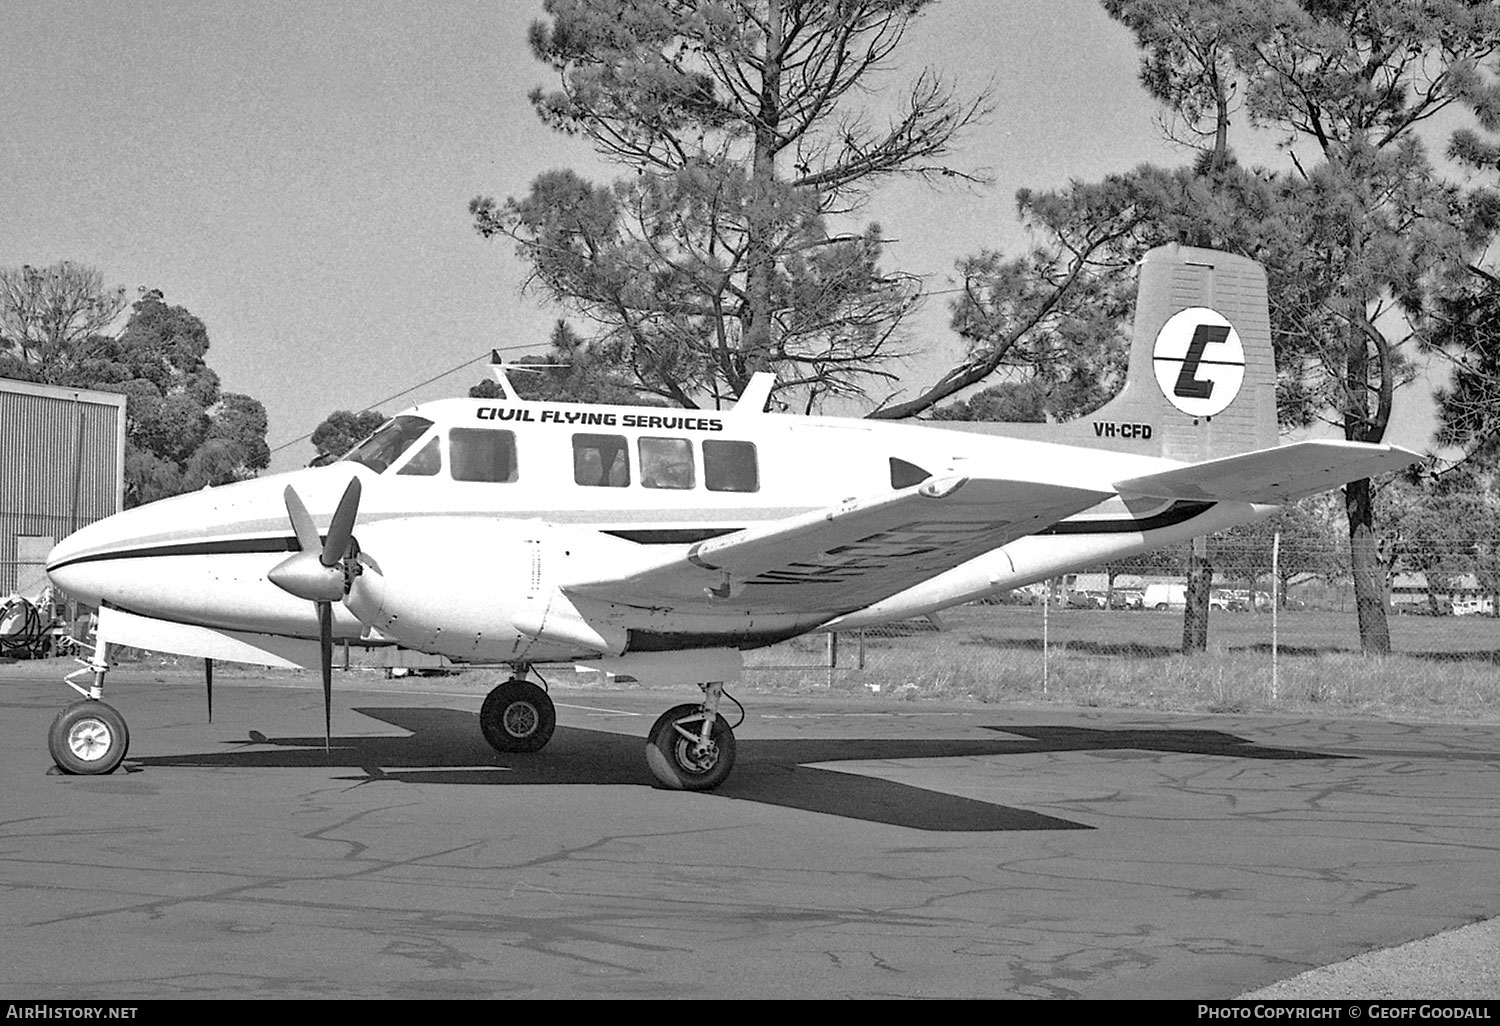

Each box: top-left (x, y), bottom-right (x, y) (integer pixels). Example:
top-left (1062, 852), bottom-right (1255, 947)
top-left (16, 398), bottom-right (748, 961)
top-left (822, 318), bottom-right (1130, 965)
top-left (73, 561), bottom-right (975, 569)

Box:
top-left (1114, 439), bottom-right (1422, 505)
top-left (568, 475), bottom-right (1113, 614)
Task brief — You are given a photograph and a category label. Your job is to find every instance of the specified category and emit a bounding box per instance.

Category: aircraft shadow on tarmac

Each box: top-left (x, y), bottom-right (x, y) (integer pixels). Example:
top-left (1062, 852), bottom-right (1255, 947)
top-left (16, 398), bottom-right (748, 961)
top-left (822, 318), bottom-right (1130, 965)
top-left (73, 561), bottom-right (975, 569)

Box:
top-left (129, 709), bottom-right (1343, 833)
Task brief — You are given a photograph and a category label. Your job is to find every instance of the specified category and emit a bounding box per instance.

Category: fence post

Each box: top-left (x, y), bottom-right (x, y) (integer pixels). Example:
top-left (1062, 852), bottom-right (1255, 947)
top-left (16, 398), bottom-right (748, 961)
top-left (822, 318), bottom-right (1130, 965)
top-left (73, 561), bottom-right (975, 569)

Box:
top-left (826, 632), bottom-right (838, 689)
top-left (1271, 530), bottom-right (1280, 702)
top-left (1043, 577), bottom-right (1052, 695)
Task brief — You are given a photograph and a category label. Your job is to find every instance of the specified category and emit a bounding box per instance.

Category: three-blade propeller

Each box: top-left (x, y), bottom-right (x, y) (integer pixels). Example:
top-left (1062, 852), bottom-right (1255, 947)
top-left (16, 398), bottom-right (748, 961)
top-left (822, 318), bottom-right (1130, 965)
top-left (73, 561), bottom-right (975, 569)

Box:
top-left (267, 478), bottom-right (362, 753)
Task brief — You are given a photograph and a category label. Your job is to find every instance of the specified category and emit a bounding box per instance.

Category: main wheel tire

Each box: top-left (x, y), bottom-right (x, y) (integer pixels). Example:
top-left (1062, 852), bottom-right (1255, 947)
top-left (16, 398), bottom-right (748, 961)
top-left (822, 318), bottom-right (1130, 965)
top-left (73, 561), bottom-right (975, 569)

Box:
top-left (479, 680), bottom-right (556, 753)
top-left (645, 703), bottom-right (736, 791)
top-left (48, 701), bottom-right (130, 775)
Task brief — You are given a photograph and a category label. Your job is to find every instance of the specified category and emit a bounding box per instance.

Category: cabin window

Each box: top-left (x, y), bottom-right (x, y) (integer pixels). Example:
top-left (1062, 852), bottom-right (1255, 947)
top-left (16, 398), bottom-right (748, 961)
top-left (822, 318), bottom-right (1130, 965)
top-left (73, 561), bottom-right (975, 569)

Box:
top-left (396, 435), bottom-right (442, 477)
top-left (703, 439), bottom-right (759, 492)
top-left (639, 437), bottom-right (695, 490)
top-left (573, 433), bottom-right (631, 487)
top-left (449, 428), bottom-right (518, 483)
top-left (889, 458), bottom-right (932, 489)
top-left (342, 415), bottom-right (433, 473)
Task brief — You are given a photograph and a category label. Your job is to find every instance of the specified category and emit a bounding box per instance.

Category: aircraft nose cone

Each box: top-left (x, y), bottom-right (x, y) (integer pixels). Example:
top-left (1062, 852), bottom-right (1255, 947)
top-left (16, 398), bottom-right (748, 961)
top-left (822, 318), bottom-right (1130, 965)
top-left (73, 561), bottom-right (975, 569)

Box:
top-left (45, 519), bottom-right (123, 605)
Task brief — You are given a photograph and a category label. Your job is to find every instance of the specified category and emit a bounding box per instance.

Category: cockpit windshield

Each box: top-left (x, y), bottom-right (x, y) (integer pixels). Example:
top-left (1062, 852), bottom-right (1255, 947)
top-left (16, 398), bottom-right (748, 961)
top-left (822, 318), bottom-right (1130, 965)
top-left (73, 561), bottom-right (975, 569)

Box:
top-left (341, 415), bottom-right (434, 473)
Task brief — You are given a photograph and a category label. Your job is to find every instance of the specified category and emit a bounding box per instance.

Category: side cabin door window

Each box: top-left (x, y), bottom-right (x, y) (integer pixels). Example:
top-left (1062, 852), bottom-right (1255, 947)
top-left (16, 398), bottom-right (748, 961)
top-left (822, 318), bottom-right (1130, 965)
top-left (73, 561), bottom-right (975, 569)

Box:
top-left (703, 439), bottom-right (759, 492)
top-left (573, 433), bottom-right (631, 487)
top-left (449, 428), bottom-right (519, 482)
top-left (638, 437), bottom-right (694, 490)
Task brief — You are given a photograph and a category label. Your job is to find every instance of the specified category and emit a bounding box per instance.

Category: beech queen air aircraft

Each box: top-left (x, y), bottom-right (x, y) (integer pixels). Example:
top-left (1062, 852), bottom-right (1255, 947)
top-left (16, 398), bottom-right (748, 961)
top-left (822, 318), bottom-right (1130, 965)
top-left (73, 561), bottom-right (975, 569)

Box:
top-left (44, 245), bottom-right (1419, 790)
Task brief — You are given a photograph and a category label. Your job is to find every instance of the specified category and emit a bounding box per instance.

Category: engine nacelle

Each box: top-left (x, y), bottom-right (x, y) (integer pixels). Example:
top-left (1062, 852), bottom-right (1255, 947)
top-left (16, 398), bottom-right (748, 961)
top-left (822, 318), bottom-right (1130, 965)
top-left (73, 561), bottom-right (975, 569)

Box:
top-left (344, 517), bottom-right (630, 663)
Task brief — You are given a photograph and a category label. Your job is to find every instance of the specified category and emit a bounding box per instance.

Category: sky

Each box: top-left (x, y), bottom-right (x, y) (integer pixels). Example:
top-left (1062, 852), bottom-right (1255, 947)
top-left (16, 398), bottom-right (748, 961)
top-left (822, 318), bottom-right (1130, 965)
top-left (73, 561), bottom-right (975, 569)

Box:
top-left (0, 0), bottom-right (1440, 471)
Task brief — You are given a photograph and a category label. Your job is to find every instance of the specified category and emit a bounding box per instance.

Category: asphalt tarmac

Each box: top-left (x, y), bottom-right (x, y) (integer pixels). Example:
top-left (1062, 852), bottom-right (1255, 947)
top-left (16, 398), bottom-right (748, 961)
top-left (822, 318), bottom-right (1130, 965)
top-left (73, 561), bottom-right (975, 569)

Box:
top-left (2, 664), bottom-right (1497, 1000)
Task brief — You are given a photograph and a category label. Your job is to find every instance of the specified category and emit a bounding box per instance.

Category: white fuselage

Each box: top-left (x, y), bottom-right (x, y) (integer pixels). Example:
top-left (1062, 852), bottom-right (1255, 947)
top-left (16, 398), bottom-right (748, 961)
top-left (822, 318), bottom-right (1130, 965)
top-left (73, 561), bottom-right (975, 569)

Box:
top-left (46, 396), bottom-right (1266, 665)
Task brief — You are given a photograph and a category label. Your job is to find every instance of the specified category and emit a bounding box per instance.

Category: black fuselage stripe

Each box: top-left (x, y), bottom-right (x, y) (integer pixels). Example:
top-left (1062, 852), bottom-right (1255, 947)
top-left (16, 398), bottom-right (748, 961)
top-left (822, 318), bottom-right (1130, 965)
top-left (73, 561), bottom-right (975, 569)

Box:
top-left (49, 503), bottom-right (1215, 572)
top-left (48, 536), bottom-right (300, 573)
top-left (1038, 501), bottom-right (1213, 535)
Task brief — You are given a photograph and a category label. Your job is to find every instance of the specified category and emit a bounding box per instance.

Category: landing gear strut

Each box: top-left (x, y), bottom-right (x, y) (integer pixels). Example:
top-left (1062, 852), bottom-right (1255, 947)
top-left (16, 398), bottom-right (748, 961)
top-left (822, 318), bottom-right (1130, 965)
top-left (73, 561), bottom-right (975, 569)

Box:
top-left (479, 675), bottom-right (556, 753)
top-left (48, 637), bottom-right (129, 775)
top-left (645, 682), bottom-right (736, 791)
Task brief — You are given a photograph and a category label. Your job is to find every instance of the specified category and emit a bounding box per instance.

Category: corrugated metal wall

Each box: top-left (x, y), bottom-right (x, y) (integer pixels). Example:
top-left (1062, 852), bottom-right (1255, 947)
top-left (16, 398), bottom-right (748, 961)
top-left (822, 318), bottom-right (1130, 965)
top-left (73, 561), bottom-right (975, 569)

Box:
top-left (1, 380), bottom-right (125, 595)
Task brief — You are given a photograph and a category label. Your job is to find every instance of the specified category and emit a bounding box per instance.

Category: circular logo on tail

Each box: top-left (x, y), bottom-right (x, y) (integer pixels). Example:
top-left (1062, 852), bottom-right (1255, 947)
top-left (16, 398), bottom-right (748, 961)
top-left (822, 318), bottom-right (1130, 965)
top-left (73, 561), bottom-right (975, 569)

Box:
top-left (1152, 307), bottom-right (1245, 418)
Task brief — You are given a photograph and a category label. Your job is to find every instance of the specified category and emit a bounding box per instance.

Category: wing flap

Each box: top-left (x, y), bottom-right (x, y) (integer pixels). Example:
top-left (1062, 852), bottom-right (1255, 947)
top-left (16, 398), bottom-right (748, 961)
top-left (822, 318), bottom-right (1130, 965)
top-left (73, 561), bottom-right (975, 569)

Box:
top-left (1113, 440), bottom-right (1422, 504)
top-left (569, 475), bottom-right (1112, 613)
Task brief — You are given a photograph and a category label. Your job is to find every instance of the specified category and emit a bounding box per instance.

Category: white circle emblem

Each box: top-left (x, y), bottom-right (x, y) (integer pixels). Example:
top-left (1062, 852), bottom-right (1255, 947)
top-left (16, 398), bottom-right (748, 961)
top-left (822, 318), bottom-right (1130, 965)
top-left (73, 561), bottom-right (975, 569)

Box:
top-left (1151, 307), bottom-right (1245, 418)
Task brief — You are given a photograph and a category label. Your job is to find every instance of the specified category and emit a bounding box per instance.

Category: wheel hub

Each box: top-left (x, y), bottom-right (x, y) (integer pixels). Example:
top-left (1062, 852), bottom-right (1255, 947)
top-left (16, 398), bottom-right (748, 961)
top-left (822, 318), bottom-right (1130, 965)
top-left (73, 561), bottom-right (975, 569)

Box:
top-left (66, 718), bottom-right (113, 762)
top-left (675, 734), bottom-right (719, 773)
top-left (503, 702), bottom-right (538, 739)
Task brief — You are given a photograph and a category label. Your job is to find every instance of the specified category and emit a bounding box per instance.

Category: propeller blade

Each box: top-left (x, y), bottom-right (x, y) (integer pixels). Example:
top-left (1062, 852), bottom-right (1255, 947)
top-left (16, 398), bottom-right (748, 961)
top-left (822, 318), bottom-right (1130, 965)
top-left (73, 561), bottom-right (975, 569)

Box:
top-left (321, 478), bottom-right (362, 568)
top-left (318, 600), bottom-right (333, 755)
top-left (283, 486), bottom-right (321, 553)
top-left (205, 657), bottom-right (213, 722)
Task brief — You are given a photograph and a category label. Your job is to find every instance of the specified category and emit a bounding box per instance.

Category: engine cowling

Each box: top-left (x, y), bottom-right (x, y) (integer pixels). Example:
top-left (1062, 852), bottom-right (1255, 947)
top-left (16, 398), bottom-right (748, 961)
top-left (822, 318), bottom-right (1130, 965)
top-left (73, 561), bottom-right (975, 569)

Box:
top-left (344, 517), bottom-right (629, 663)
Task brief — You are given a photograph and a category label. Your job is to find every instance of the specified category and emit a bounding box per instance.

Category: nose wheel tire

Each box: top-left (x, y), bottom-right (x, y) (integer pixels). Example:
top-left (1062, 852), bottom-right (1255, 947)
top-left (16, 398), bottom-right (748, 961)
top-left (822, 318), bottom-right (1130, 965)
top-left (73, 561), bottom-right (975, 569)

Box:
top-left (479, 680), bottom-right (556, 753)
top-left (645, 703), bottom-right (736, 791)
top-left (48, 701), bottom-right (130, 775)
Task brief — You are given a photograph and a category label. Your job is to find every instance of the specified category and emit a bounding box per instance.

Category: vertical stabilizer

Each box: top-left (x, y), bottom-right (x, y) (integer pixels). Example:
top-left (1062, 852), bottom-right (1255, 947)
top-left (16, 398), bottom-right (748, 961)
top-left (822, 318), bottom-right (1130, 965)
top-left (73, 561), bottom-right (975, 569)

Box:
top-left (933, 244), bottom-right (1279, 460)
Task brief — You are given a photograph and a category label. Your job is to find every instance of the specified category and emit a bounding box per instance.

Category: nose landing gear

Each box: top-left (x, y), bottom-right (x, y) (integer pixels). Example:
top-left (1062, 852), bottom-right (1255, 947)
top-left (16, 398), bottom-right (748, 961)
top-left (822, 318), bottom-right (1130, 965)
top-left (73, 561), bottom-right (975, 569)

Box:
top-left (48, 638), bottom-right (129, 775)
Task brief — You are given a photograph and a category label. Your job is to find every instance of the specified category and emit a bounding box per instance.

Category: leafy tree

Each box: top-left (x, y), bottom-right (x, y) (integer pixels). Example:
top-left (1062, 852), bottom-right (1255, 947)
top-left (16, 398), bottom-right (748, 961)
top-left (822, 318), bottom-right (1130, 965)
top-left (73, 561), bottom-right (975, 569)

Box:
top-left (473, 0), bottom-right (988, 411)
top-left (80, 291), bottom-right (270, 504)
top-left (1086, 0), bottom-right (1500, 654)
top-left (0, 268), bottom-right (270, 506)
top-left (469, 320), bottom-right (656, 405)
top-left (310, 409), bottom-right (388, 463)
top-left (929, 382), bottom-right (1048, 423)
top-left (1376, 472), bottom-right (1489, 614)
top-left (917, 3), bottom-right (1500, 653)
top-left (0, 261), bottom-right (127, 382)
top-left (871, 173), bottom-right (1151, 420)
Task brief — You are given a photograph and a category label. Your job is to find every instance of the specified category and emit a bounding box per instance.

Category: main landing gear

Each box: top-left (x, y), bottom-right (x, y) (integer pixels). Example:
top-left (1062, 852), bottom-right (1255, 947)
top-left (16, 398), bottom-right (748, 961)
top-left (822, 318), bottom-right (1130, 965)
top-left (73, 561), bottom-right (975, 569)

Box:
top-left (478, 676), bottom-right (556, 753)
top-left (476, 673), bottom-right (739, 791)
top-left (645, 683), bottom-right (736, 791)
top-left (48, 638), bottom-right (130, 775)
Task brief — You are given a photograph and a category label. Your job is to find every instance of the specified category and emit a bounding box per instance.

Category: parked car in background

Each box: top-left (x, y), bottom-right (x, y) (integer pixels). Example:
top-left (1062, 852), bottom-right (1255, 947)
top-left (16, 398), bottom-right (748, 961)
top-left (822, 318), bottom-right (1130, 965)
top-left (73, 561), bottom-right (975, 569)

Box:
top-left (1396, 597), bottom-right (1454, 615)
top-left (1066, 590), bottom-right (1106, 609)
top-left (1143, 583), bottom-right (1187, 611)
top-left (1109, 589), bottom-right (1144, 610)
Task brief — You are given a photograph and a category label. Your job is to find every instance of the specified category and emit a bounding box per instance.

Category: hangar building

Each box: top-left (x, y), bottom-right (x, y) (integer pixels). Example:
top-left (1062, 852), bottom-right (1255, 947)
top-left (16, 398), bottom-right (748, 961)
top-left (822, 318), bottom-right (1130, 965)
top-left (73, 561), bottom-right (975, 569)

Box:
top-left (1, 378), bottom-right (126, 598)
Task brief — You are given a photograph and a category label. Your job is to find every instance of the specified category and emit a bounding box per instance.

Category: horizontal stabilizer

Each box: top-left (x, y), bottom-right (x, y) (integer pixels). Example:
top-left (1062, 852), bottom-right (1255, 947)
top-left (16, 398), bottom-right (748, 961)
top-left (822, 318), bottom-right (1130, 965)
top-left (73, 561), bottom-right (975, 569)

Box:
top-left (1113, 440), bottom-right (1422, 505)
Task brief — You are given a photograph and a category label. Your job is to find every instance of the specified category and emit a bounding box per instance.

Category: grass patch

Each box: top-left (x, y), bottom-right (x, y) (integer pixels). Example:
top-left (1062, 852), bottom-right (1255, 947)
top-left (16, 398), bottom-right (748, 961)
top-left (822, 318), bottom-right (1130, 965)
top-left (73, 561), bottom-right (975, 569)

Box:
top-left (11, 605), bottom-right (1497, 724)
top-left (742, 606), bottom-right (1500, 723)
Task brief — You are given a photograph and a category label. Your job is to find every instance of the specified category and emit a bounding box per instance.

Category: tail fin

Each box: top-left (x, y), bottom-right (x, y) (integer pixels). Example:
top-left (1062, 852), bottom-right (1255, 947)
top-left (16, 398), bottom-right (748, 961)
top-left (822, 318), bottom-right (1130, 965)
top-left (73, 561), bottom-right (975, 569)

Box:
top-left (940, 244), bottom-right (1279, 461)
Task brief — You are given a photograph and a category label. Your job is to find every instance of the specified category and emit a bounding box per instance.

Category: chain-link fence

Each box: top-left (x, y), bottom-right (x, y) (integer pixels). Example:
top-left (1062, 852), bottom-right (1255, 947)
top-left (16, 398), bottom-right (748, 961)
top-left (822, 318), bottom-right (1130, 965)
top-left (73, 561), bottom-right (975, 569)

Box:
top-left (740, 538), bottom-right (1500, 717)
